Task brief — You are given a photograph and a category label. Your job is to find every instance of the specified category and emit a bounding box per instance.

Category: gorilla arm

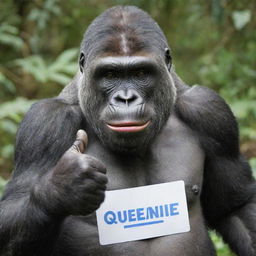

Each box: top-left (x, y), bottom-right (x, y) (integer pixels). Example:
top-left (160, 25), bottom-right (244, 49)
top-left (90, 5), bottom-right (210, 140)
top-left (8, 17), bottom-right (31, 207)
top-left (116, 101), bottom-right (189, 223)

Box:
top-left (0, 98), bottom-right (83, 255)
top-left (202, 155), bottom-right (256, 256)
top-left (176, 85), bottom-right (256, 256)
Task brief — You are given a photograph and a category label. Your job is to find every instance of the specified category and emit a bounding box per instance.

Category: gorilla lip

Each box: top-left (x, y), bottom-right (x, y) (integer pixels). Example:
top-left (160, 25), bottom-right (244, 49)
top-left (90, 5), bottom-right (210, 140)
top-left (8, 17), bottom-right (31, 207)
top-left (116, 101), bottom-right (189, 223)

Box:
top-left (107, 121), bottom-right (150, 132)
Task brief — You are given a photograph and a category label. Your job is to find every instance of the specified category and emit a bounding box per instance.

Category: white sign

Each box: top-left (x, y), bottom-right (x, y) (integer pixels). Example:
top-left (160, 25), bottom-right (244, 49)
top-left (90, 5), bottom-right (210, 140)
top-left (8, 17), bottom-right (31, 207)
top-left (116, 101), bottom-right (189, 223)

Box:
top-left (96, 180), bottom-right (190, 245)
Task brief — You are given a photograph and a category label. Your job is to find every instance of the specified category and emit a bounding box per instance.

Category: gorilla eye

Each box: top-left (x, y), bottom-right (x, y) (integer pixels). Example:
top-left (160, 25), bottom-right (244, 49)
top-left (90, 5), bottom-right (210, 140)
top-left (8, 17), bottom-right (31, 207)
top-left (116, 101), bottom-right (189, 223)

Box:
top-left (104, 71), bottom-right (116, 79)
top-left (135, 69), bottom-right (146, 78)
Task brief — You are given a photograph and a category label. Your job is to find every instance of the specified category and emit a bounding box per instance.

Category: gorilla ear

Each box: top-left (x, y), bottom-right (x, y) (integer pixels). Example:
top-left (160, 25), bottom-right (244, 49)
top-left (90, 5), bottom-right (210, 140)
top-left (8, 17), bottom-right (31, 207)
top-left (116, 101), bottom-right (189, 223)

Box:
top-left (165, 48), bottom-right (172, 72)
top-left (79, 52), bottom-right (85, 73)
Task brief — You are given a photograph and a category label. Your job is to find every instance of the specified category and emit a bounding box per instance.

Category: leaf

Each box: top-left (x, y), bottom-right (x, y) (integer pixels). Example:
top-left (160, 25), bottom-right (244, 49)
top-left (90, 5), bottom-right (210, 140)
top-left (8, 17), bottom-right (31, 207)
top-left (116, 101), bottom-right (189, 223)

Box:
top-left (50, 48), bottom-right (78, 71)
top-left (0, 24), bottom-right (24, 49)
top-left (249, 158), bottom-right (256, 179)
top-left (232, 10), bottom-right (251, 30)
top-left (0, 98), bottom-right (35, 119)
top-left (60, 63), bottom-right (78, 75)
top-left (240, 127), bottom-right (256, 140)
top-left (209, 231), bottom-right (235, 255)
top-left (14, 49), bottom-right (77, 85)
top-left (49, 73), bottom-right (71, 85)
top-left (0, 72), bottom-right (16, 93)
top-left (0, 176), bottom-right (8, 197)
top-left (0, 144), bottom-right (14, 158)
top-left (0, 24), bottom-right (18, 34)
top-left (230, 100), bottom-right (256, 119)
top-left (0, 119), bottom-right (18, 134)
top-left (0, 34), bottom-right (24, 49)
top-left (15, 56), bottom-right (48, 83)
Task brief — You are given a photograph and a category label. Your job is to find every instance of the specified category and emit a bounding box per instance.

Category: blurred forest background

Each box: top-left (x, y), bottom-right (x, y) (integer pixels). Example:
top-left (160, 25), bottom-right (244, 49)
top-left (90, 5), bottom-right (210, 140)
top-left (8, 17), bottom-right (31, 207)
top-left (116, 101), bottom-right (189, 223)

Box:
top-left (0, 0), bottom-right (255, 255)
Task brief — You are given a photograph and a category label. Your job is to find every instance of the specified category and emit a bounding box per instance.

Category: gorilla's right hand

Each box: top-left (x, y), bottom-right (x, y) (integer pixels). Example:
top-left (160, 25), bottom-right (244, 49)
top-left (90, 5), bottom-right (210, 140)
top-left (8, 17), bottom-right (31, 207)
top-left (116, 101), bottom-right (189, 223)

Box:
top-left (32, 130), bottom-right (108, 216)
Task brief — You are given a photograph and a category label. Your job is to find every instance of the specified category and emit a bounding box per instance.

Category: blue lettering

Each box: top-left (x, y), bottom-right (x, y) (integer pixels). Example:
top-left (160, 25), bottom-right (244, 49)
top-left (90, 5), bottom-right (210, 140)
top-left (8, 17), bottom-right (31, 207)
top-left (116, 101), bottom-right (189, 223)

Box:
top-left (104, 211), bottom-right (117, 224)
top-left (117, 211), bottom-right (127, 223)
top-left (103, 202), bottom-right (180, 227)
top-left (146, 206), bottom-right (159, 219)
top-left (159, 205), bottom-right (164, 217)
top-left (170, 203), bottom-right (179, 216)
top-left (136, 208), bottom-right (145, 221)
top-left (128, 209), bottom-right (136, 222)
top-left (164, 204), bottom-right (169, 216)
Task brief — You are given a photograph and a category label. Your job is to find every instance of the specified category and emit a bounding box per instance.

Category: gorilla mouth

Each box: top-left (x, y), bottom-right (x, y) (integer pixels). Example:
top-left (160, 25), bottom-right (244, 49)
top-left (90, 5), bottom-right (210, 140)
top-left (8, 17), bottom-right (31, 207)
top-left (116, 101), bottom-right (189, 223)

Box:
top-left (106, 121), bottom-right (150, 132)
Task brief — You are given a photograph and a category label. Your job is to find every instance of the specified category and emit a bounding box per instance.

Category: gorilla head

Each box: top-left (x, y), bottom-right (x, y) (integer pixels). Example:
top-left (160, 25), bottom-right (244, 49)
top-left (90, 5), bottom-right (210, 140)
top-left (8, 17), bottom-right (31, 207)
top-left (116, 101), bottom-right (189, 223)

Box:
top-left (78, 6), bottom-right (176, 153)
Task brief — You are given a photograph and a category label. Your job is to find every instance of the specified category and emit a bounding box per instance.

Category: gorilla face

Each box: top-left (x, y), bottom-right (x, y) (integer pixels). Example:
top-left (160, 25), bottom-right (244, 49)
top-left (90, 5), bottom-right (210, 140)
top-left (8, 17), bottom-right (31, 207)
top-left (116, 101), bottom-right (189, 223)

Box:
top-left (77, 6), bottom-right (176, 153)
top-left (79, 54), bottom-right (176, 153)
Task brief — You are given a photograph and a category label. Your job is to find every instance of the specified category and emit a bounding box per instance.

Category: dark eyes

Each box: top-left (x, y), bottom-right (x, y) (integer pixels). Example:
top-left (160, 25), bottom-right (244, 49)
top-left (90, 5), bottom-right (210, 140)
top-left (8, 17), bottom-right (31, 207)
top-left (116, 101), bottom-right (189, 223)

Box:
top-left (134, 69), bottom-right (147, 79)
top-left (102, 69), bottom-right (147, 80)
top-left (104, 71), bottom-right (116, 79)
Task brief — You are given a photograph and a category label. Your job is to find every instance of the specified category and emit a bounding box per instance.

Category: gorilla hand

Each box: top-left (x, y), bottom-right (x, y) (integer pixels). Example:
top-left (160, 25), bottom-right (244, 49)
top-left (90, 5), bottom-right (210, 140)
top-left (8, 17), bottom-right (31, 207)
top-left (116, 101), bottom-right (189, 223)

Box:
top-left (32, 130), bottom-right (108, 216)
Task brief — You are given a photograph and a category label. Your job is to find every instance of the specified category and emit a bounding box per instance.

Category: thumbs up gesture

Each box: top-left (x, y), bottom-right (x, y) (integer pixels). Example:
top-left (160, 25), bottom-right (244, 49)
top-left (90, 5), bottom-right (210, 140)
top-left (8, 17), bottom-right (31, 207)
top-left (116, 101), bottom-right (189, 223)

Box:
top-left (46, 130), bottom-right (108, 216)
top-left (70, 129), bottom-right (88, 153)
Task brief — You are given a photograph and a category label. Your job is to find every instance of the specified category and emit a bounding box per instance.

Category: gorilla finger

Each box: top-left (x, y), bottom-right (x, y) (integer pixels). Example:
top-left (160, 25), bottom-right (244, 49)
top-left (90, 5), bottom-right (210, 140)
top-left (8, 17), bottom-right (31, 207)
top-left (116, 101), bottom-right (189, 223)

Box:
top-left (85, 190), bottom-right (105, 202)
top-left (72, 130), bottom-right (88, 153)
top-left (83, 170), bottom-right (108, 185)
top-left (82, 179), bottom-right (106, 193)
top-left (84, 183), bottom-right (106, 194)
top-left (79, 179), bottom-right (98, 192)
top-left (83, 155), bottom-right (107, 174)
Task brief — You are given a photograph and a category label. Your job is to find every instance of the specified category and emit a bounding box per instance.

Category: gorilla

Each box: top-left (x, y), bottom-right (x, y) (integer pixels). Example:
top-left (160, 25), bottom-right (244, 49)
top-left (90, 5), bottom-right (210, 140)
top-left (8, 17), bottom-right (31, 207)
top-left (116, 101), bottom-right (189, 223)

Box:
top-left (0, 5), bottom-right (255, 256)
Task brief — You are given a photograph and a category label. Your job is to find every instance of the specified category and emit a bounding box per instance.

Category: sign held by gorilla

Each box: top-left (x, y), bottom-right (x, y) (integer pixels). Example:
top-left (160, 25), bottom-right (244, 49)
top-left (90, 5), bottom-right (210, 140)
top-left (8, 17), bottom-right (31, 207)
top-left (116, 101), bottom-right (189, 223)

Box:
top-left (96, 181), bottom-right (190, 245)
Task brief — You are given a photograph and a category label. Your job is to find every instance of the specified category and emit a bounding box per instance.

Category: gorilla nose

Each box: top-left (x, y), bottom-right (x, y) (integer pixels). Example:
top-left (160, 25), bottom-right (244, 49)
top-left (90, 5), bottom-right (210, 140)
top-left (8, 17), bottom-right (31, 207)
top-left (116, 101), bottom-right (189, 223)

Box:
top-left (111, 89), bottom-right (143, 107)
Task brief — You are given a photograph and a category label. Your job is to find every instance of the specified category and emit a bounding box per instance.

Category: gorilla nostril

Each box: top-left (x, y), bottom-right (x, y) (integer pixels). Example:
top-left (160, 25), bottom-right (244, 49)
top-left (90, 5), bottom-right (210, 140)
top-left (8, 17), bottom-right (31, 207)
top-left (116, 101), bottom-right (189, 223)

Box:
top-left (128, 94), bottom-right (137, 102)
top-left (112, 90), bottom-right (142, 107)
top-left (113, 94), bottom-right (128, 105)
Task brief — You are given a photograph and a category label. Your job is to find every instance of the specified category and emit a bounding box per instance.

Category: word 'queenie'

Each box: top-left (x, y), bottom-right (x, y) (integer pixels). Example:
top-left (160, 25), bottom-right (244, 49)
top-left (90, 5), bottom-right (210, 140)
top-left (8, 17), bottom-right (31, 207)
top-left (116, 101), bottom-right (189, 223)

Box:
top-left (104, 203), bottom-right (179, 229)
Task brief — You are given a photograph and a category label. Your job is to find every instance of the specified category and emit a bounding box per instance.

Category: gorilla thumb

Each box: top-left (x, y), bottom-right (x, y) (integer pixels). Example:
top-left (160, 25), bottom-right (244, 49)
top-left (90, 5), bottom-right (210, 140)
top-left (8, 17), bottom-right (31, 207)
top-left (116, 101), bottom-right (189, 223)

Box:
top-left (71, 129), bottom-right (88, 154)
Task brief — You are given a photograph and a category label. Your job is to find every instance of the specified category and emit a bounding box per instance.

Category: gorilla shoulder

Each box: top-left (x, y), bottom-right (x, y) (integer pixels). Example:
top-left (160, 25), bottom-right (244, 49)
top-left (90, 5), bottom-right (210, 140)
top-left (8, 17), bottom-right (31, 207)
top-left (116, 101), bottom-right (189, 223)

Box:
top-left (175, 85), bottom-right (239, 157)
top-left (14, 98), bottom-right (83, 173)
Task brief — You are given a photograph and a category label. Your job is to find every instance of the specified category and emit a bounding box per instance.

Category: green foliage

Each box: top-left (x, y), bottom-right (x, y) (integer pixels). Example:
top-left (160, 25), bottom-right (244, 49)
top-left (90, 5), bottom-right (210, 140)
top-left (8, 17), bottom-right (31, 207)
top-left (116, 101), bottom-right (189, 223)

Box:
top-left (14, 48), bottom-right (78, 85)
top-left (210, 231), bottom-right (235, 256)
top-left (0, 176), bottom-right (8, 197)
top-left (0, 23), bottom-right (23, 49)
top-left (0, 71), bottom-right (16, 95)
top-left (0, 97), bottom-right (34, 120)
top-left (28, 0), bottom-right (61, 31)
top-left (250, 158), bottom-right (256, 178)
top-left (0, 98), bottom-right (34, 175)
top-left (230, 100), bottom-right (256, 140)
top-left (232, 10), bottom-right (251, 30)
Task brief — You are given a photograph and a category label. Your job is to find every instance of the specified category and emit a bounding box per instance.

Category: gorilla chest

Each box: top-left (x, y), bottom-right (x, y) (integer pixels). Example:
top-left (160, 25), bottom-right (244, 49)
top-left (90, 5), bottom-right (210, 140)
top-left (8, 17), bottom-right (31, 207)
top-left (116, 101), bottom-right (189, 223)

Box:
top-left (100, 117), bottom-right (205, 193)
top-left (60, 138), bottom-right (206, 256)
top-left (105, 144), bottom-right (204, 194)
top-left (87, 115), bottom-right (205, 204)
top-left (58, 119), bottom-right (208, 256)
